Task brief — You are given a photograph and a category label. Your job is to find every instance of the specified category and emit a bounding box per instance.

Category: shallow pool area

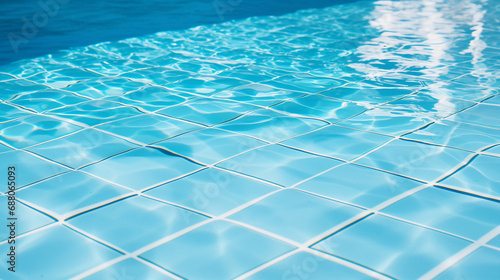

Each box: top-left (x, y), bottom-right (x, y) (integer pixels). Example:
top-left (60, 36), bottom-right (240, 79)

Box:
top-left (1, 0), bottom-right (500, 279)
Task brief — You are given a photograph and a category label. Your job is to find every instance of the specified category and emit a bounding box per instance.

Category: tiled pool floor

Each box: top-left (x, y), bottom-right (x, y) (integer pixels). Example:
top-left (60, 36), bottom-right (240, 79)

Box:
top-left (1, 0), bottom-right (500, 279)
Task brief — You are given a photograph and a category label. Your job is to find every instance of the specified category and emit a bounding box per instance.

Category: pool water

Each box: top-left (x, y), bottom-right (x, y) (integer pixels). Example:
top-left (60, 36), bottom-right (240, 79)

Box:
top-left (1, 0), bottom-right (500, 279)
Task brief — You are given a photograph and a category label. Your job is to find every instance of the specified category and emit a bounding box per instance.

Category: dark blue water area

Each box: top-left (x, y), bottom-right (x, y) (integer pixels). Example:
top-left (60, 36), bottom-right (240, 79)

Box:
top-left (0, 0), bottom-right (357, 66)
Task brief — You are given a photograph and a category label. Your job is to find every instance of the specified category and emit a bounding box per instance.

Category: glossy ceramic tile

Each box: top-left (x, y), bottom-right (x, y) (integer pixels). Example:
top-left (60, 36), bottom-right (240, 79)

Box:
top-left (439, 155), bottom-right (500, 198)
top-left (381, 187), bottom-right (500, 240)
top-left (216, 144), bottom-right (342, 187)
top-left (146, 168), bottom-right (277, 216)
top-left (141, 220), bottom-right (295, 280)
top-left (68, 196), bottom-right (208, 251)
top-left (313, 214), bottom-right (471, 279)
top-left (229, 189), bottom-right (363, 243)
top-left (82, 147), bottom-right (203, 190)
top-left (356, 139), bottom-right (473, 182)
top-left (435, 247), bottom-right (500, 280)
top-left (296, 163), bottom-right (423, 208)
top-left (246, 252), bottom-right (376, 280)
top-left (153, 128), bottom-right (266, 164)
top-left (282, 125), bottom-right (392, 160)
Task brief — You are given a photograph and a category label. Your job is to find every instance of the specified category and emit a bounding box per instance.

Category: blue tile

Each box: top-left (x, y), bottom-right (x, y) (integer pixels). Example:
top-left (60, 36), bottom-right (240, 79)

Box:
top-left (313, 215), bottom-right (471, 279)
top-left (96, 114), bottom-right (202, 144)
top-left (27, 129), bottom-right (138, 168)
top-left (153, 128), bottom-right (266, 164)
top-left (404, 120), bottom-right (500, 151)
top-left (47, 100), bottom-right (142, 126)
top-left (435, 247), bottom-right (500, 280)
top-left (0, 196), bottom-right (54, 241)
top-left (157, 98), bottom-right (259, 126)
top-left (282, 125), bottom-right (392, 160)
top-left (488, 235), bottom-right (500, 248)
top-left (484, 145), bottom-right (500, 157)
top-left (217, 144), bottom-right (342, 187)
top-left (296, 164), bottom-right (422, 208)
top-left (0, 115), bottom-right (83, 148)
top-left (0, 79), bottom-right (48, 101)
top-left (229, 189), bottom-right (363, 242)
top-left (84, 258), bottom-right (173, 280)
top-left (321, 86), bottom-right (414, 105)
top-left (62, 77), bottom-right (149, 99)
top-left (0, 225), bottom-right (122, 279)
top-left (246, 252), bottom-right (376, 280)
top-left (381, 187), bottom-right (500, 240)
top-left (439, 154), bottom-right (500, 198)
top-left (146, 168), bottom-right (277, 216)
top-left (18, 171), bottom-right (131, 216)
top-left (165, 75), bottom-right (249, 95)
top-left (0, 103), bottom-right (32, 123)
top-left (272, 95), bottom-right (366, 122)
top-left (451, 104), bottom-right (500, 129)
top-left (0, 150), bottom-right (70, 188)
top-left (212, 83), bottom-right (305, 107)
top-left (141, 220), bottom-right (295, 280)
top-left (68, 196), bottom-right (208, 251)
top-left (82, 147), bottom-right (203, 190)
top-left (217, 109), bottom-right (328, 142)
top-left (103, 85), bottom-right (195, 112)
top-left (356, 139), bottom-right (472, 182)
top-left (9, 89), bottom-right (91, 113)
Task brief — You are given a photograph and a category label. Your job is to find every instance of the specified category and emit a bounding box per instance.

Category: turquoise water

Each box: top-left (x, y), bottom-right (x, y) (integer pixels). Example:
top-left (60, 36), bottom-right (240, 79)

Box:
top-left (1, 0), bottom-right (500, 279)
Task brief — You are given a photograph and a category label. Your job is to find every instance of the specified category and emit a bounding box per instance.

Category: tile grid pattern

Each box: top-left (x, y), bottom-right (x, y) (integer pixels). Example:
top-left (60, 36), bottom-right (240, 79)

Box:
top-left (1, 0), bottom-right (500, 279)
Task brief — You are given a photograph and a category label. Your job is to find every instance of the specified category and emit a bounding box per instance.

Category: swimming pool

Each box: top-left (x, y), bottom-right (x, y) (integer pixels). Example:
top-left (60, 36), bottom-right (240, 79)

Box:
top-left (1, 0), bottom-right (500, 279)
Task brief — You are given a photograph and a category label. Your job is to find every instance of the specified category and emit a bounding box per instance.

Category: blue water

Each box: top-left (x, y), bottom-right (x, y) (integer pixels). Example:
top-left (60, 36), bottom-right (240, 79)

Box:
top-left (1, 0), bottom-right (500, 279)
top-left (0, 0), bottom-right (354, 65)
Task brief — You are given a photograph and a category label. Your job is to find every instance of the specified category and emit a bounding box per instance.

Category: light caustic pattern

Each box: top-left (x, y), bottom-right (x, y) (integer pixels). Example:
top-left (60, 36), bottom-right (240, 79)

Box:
top-left (1, 0), bottom-right (500, 279)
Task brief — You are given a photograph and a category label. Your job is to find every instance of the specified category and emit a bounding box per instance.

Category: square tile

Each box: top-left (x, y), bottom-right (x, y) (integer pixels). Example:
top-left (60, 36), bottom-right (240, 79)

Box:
top-left (381, 187), bottom-right (500, 240)
top-left (0, 225), bottom-right (122, 279)
top-left (282, 125), bottom-right (392, 160)
top-left (82, 147), bottom-right (203, 190)
top-left (450, 104), bottom-right (500, 129)
top-left (0, 103), bottom-right (32, 123)
top-left (146, 168), bottom-right (277, 216)
top-left (62, 77), bottom-right (149, 99)
top-left (84, 258), bottom-right (173, 280)
top-left (28, 129), bottom-right (139, 168)
top-left (217, 109), bottom-right (328, 142)
top-left (25, 68), bottom-right (104, 88)
top-left (68, 196), bottom-right (208, 251)
top-left (104, 85), bottom-right (195, 112)
top-left (18, 171), bottom-right (131, 216)
top-left (488, 235), bottom-right (500, 248)
top-left (153, 128), bottom-right (266, 164)
top-left (439, 154), bottom-right (500, 198)
top-left (356, 139), bottom-right (472, 182)
top-left (485, 145), bottom-right (500, 157)
top-left (404, 120), bottom-right (500, 151)
top-left (0, 115), bottom-right (83, 148)
top-left (266, 74), bottom-right (345, 93)
top-left (0, 196), bottom-right (54, 241)
top-left (165, 75), bottom-right (249, 95)
top-left (97, 114), bottom-right (202, 144)
top-left (47, 100), bottom-right (142, 126)
top-left (339, 108), bottom-right (431, 136)
top-left (141, 220), bottom-right (295, 280)
top-left (217, 144), bottom-right (342, 187)
top-left (8, 89), bottom-right (91, 113)
top-left (435, 247), bottom-right (500, 280)
top-left (246, 252), bottom-right (376, 280)
top-left (272, 95), bottom-right (366, 122)
top-left (0, 79), bottom-right (48, 101)
top-left (313, 215), bottom-right (471, 279)
top-left (118, 67), bottom-right (191, 85)
top-left (212, 83), bottom-right (305, 107)
top-left (229, 189), bottom-right (363, 243)
top-left (296, 164), bottom-right (423, 208)
top-left (157, 98), bottom-right (259, 126)
top-left (0, 150), bottom-right (70, 188)
top-left (321, 86), bottom-right (414, 105)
